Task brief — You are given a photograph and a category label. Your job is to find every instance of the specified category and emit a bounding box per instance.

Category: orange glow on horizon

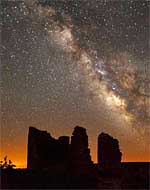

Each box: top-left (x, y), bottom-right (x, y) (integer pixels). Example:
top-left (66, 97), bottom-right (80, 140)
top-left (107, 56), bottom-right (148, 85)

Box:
top-left (1, 150), bottom-right (149, 169)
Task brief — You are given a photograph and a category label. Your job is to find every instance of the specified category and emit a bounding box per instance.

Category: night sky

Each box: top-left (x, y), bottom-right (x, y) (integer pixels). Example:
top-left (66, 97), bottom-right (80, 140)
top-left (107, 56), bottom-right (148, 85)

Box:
top-left (1, 0), bottom-right (149, 168)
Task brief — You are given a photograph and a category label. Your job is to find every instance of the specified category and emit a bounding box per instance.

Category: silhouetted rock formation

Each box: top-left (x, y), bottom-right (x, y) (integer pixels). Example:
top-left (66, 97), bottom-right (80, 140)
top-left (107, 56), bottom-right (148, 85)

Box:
top-left (98, 133), bottom-right (122, 171)
top-left (27, 127), bottom-right (69, 170)
top-left (69, 126), bottom-right (93, 175)
top-left (27, 126), bottom-right (94, 175)
top-left (27, 126), bottom-right (123, 176)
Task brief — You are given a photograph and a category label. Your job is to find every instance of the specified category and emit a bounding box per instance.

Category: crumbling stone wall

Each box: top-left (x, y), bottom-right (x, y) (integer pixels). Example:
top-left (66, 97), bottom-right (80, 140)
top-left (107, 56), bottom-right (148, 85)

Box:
top-left (27, 127), bottom-right (69, 170)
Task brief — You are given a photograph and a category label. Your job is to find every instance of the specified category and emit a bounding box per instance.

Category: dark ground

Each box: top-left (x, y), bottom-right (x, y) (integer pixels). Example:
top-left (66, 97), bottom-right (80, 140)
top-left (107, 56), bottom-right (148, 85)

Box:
top-left (1, 162), bottom-right (149, 189)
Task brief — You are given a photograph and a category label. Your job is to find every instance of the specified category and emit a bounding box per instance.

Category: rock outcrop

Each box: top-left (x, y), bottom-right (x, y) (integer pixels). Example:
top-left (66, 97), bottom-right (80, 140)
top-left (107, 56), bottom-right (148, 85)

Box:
top-left (98, 132), bottom-right (122, 170)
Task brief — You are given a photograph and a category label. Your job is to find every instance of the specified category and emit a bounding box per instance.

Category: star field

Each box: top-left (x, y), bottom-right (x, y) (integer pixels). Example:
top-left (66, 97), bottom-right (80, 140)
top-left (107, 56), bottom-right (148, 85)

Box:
top-left (1, 0), bottom-right (149, 167)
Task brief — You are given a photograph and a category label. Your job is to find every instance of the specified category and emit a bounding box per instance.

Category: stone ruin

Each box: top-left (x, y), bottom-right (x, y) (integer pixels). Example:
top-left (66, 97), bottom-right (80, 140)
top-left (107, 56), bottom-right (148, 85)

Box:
top-left (27, 126), bottom-right (122, 175)
top-left (27, 127), bottom-right (69, 170)
top-left (98, 132), bottom-right (122, 171)
top-left (27, 126), bottom-right (93, 175)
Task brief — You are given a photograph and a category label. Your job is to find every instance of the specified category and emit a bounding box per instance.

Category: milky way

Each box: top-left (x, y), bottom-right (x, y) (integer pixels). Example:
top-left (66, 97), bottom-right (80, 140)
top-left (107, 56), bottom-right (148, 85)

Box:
top-left (1, 0), bottom-right (149, 167)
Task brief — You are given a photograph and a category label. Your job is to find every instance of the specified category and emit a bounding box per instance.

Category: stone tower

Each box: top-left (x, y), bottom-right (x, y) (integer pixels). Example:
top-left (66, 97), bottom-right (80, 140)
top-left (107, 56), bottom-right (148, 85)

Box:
top-left (69, 126), bottom-right (93, 175)
top-left (98, 132), bottom-right (122, 170)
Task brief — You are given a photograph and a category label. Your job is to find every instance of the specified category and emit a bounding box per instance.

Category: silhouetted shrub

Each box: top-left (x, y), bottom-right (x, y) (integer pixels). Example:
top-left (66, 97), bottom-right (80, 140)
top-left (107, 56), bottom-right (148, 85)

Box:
top-left (0, 156), bottom-right (16, 169)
